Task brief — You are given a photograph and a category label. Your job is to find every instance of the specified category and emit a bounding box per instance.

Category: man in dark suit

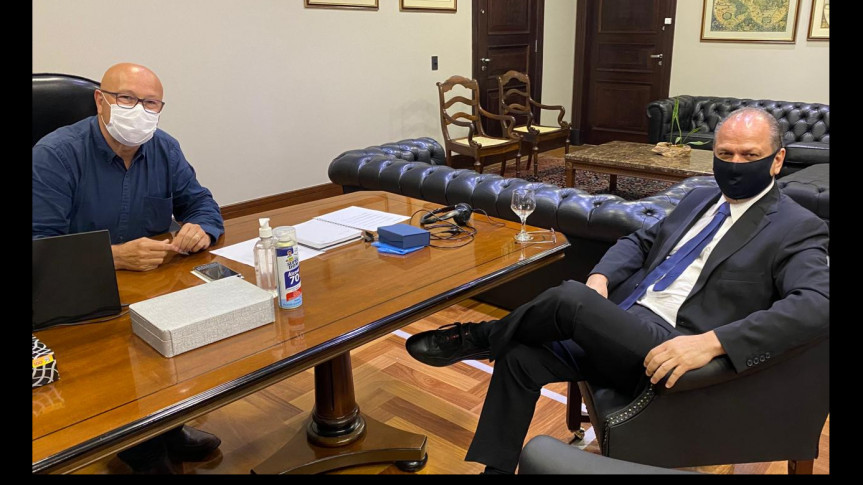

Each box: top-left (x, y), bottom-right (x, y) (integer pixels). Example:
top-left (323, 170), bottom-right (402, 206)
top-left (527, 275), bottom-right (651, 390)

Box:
top-left (405, 107), bottom-right (830, 474)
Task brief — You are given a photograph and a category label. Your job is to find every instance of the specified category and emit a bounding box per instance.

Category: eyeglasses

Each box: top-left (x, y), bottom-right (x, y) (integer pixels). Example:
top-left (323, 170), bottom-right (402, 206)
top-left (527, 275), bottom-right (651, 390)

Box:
top-left (99, 89), bottom-right (165, 114)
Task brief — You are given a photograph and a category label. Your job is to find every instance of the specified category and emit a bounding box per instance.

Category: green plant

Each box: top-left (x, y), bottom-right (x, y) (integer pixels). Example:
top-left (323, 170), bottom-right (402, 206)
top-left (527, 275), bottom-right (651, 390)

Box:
top-left (668, 97), bottom-right (707, 147)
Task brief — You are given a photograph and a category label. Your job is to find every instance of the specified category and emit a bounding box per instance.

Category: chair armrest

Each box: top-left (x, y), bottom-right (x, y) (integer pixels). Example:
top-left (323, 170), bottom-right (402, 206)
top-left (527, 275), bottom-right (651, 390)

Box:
top-left (478, 107), bottom-right (520, 139)
top-left (501, 104), bottom-right (532, 117)
top-left (646, 96), bottom-right (696, 143)
top-left (652, 355), bottom-right (737, 394)
top-left (528, 99), bottom-right (565, 112)
top-left (784, 141), bottom-right (830, 167)
top-left (519, 436), bottom-right (697, 474)
top-left (528, 99), bottom-right (568, 127)
top-left (646, 98), bottom-right (675, 143)
top-left (479, 106), bottom-right (516, 123)
top-left (499, 105), bottom-right (535, 132)
top-left (655, 337), bottom-right (827, 395)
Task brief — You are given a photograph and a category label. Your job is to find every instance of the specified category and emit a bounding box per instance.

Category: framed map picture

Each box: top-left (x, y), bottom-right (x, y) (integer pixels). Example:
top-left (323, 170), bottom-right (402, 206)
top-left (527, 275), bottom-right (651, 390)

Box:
top-left (808, 0), bottom-right (829, 40)
top-left (701, 0), bottom-right (800, 43)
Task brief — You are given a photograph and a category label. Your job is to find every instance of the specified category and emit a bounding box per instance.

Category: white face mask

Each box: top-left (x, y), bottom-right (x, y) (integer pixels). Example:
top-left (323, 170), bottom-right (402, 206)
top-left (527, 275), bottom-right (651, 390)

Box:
top-left (100, 101), bottom-right (160, 147)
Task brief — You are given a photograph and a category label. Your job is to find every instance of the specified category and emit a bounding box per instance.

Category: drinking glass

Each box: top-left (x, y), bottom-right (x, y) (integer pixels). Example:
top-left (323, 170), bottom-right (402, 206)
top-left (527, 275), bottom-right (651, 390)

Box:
top-left (511, 187), bottom-right (536, 242)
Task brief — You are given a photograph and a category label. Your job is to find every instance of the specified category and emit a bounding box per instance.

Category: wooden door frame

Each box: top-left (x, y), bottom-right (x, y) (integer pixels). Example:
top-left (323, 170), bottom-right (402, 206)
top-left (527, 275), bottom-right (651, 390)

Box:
top-left (472, 0), bottom-right (546, 118)
top-left (570, 0), bottom-right (676, 145)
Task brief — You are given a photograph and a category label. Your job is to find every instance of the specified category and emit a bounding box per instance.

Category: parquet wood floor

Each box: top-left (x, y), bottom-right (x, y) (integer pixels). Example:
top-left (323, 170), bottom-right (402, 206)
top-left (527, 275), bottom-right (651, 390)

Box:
top-left (75, 299), bottom-right (829, 475)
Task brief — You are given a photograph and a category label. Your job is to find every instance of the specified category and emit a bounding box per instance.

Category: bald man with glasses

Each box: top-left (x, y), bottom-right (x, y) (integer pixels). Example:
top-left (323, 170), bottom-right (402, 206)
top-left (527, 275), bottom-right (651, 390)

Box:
top-left (33, 62), bottom-right (224, 272)
top-left (32, 63), bottom-right (224, 473)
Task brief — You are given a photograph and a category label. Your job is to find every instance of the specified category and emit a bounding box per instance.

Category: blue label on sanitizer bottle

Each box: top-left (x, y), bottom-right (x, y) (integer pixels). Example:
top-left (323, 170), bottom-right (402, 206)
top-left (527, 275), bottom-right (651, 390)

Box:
top-left (276, 244), bottom-right (302, 309)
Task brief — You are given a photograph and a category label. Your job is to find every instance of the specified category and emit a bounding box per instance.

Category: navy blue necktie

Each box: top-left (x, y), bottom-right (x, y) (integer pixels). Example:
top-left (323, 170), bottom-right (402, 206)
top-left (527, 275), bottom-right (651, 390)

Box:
top-left (619, 202), bottom-right (731, 310)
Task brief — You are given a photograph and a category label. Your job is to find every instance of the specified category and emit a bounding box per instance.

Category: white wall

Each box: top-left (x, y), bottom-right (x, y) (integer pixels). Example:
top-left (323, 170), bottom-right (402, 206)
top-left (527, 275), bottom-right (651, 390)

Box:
top-left (33, 0), bottom-right (472, 207)
top-left (670, 0), bottom-right (829, 104)
top-left (33, 0), bottom-right (828, 207)
top-left (541, 0), bottom-right (577, 126)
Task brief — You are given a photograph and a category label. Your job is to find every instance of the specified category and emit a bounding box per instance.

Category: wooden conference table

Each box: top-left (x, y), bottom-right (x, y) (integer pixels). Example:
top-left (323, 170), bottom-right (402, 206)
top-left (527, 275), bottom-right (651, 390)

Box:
top-left (32, 191), bottom-right (570, 474)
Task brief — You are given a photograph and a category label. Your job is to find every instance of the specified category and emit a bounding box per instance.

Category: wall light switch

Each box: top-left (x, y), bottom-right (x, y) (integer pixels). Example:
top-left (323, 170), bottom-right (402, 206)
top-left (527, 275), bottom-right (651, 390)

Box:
top-left (431, 56), bottom-right (438, 71)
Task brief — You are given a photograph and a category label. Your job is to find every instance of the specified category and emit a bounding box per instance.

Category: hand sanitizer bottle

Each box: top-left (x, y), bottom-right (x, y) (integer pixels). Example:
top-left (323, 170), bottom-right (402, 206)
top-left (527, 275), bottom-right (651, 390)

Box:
top-left (253, 218), bottom-right (277, 297)
top-left (274, 225), bottom-right (303, 309)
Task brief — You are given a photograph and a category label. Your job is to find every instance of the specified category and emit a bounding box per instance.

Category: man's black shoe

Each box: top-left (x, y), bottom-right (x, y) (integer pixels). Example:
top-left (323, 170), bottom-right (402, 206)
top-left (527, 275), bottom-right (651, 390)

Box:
top-left (164, 425), bottom-right (222, 462)
top-left (405, 322), bottom-right (490, 367)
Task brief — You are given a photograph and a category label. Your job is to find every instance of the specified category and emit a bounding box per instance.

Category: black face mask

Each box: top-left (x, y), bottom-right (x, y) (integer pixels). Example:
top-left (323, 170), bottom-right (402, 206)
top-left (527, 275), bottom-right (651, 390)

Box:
top-left (712, 149), bottom-right (779, 200)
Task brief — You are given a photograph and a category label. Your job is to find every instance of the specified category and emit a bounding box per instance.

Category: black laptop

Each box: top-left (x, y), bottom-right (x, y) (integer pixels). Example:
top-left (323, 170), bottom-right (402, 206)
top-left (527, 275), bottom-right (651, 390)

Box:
top-left (32, 230), bottom-right (122, 330)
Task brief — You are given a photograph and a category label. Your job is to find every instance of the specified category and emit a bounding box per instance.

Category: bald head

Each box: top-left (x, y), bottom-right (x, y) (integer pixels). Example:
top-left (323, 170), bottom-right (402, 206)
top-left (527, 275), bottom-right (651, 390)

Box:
top-left (715, 107), bottom-right (782, 152)
top-left (100, 63), bottom-right (163, 99)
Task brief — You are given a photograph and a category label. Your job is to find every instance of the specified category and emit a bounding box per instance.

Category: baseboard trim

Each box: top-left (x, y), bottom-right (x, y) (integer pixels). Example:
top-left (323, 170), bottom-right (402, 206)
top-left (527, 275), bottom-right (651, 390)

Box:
top-left (220, 183), bottom-right (343, 220)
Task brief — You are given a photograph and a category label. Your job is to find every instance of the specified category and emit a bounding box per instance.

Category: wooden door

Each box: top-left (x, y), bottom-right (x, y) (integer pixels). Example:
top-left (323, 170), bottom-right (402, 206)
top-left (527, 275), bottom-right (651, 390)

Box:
top-left (473, 0), bottom-right (544, 137)
top-left (572, 0), bottom-right (676, 145)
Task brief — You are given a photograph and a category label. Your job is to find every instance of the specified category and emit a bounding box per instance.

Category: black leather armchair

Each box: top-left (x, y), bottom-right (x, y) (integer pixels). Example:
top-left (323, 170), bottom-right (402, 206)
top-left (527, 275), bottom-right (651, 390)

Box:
top-left (518, 435), bottom-right (696, 474)
top-left (647, 96), bottom-right (829, 176)
top-left (578, 337), bottom-right (828, 474)
top-left (33, 73), bottom-right (100, 147)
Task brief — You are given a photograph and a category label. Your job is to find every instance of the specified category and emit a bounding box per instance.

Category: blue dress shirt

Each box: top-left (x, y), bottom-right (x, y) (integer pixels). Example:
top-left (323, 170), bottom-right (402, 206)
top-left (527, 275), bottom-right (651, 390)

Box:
top-left (32, 117), bottom-right (224, 245)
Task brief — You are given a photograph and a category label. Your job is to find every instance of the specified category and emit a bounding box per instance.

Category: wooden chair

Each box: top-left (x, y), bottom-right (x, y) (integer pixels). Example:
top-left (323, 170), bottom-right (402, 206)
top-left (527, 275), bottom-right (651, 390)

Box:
top-left (497, 70), bottom-right (570, 177)
top-left (436, 75), bottom-right (522, 175)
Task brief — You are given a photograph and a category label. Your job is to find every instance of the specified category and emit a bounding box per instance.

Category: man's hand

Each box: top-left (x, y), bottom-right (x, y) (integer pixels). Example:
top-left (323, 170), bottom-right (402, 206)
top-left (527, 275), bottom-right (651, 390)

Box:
top-left (172, 223), bottom-right (211, 254)
top-left (112, 237), bottom-right (180, 271)
top-left (644, 332), bottom-right (726, 388)
top-left (585, 273), bottom-right (609, 299)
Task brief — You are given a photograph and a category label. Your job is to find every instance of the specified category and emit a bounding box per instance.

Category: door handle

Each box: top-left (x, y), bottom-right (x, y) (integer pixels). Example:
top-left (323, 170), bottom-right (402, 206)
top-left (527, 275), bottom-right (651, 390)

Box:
top-left (649, 54), bottom-right (663, 59)
top-left (480, 58), bottom-right (491, 63)
top-left (480, 57), bottom-right (491, 71)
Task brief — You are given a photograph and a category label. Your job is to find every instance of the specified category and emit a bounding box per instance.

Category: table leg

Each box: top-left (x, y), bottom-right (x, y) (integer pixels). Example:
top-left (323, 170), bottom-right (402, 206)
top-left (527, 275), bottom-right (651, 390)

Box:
top-left (564, 160), bottom-right (574, 188)
top-left (609, 174), bottom-right (618, 193)
top-left (251, 352), bottom-right (428, 474)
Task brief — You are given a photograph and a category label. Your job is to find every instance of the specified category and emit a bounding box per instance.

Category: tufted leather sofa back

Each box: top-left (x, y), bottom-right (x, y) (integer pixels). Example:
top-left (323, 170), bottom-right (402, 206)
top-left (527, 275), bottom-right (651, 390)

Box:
top-left (690, 97), bottom-right (829, 142)
top-left (647, 95), bottom-right (829, 174)
top-left (329, 143), bottom-right (718, 244)
top-left (329, 139), bottom-right (717, 308)
top-left (365, 137), bottom-right (447, 165)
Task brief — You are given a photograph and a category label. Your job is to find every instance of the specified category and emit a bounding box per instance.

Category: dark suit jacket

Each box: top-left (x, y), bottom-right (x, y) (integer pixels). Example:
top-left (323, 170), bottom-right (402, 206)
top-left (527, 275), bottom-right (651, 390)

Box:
top-left (591, 183), bottom-right (829, 373)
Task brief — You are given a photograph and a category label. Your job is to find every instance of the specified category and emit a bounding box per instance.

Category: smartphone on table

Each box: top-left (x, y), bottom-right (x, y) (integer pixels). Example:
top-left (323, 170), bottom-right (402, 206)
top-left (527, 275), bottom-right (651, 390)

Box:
top-left (191, 262), bottom-right (243, 282)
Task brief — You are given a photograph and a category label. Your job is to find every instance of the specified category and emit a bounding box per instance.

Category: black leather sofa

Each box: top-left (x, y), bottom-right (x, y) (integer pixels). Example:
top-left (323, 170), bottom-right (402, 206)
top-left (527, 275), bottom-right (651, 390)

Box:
top-left (647, 95), bottom-right (829, 176)
top-left (328, 138), bottom-right (718, 309)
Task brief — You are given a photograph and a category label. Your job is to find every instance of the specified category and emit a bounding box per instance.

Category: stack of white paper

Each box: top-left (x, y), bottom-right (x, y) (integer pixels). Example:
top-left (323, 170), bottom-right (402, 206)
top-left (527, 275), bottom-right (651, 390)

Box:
top-left (294, 219), bottom-right (363, 250)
